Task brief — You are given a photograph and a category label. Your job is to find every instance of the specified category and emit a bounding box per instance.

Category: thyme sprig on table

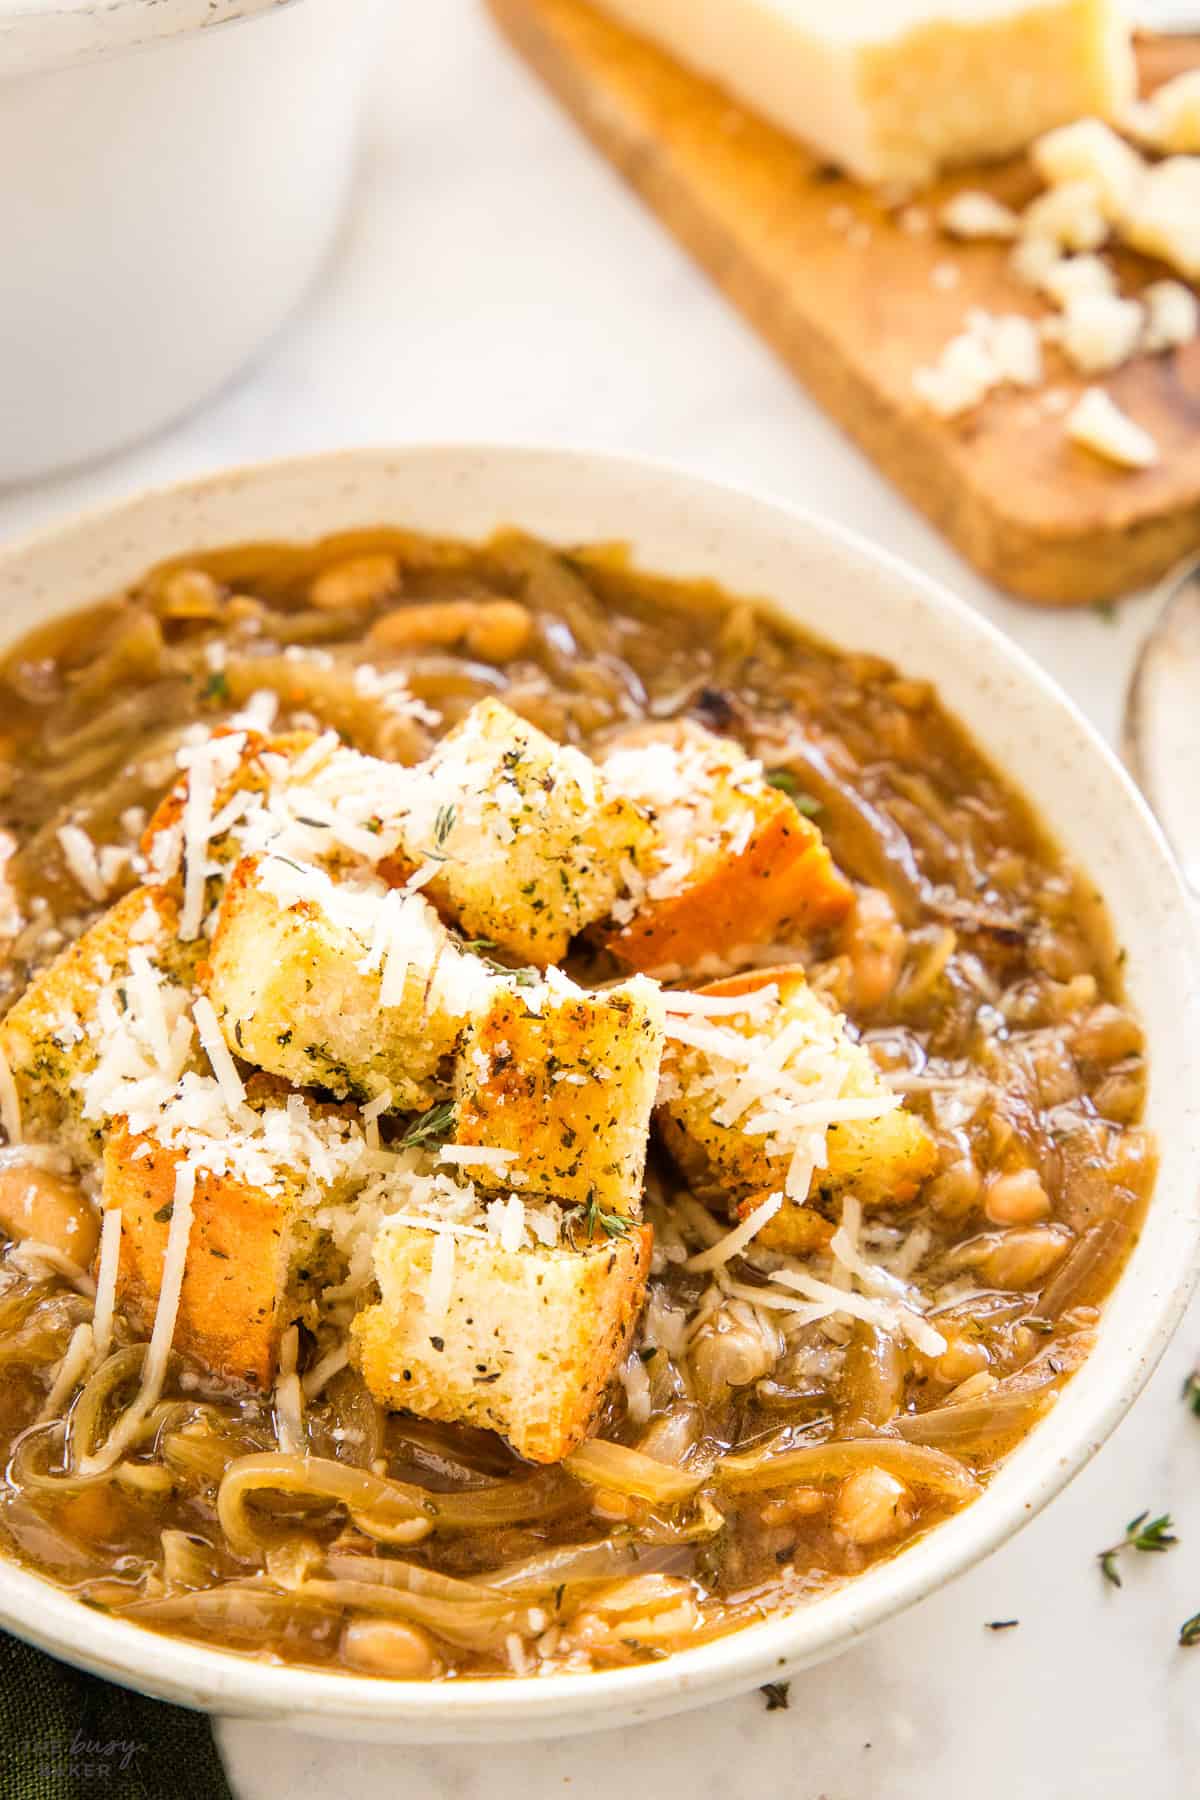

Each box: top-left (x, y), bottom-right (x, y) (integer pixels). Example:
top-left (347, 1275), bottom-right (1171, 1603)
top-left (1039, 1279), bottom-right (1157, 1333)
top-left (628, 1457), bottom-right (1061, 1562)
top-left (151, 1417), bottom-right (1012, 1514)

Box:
top-left (760, 1682), bottom-right (791, 1712)
top-left (1097, 1511), bottom-right (1179, 1588)
top-left (1181, 1365), bottom-right (1200, 1417)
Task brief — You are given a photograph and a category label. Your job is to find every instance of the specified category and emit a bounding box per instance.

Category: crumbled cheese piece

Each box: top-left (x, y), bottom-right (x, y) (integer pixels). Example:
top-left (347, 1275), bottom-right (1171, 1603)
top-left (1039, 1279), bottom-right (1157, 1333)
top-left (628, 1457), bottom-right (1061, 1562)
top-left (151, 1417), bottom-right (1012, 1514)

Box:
top-left (1142, 280), bottom-right (1200, 354)
top-left (1049, 291), bottom-right (1144, 375)
top-left (1123, 157), bottom-right (1200, 282)
top-left (1031, 118), bottom-right (1143, 221)
top-left (1010, 234), bottom-right (1062, 290)
top-left (1126, 70), bottom-right (1200, 155)
top-left (1040, 253), bottom-right (1117, 310)
top-left (913, 309), bottom-right (1041, 417)
top-left (940, 191), bottom-right (1019, 241)
top-left (912, 330), bottom-right (998, 418)
top-left (1066, 387), bottom-right (1159, 470)
top-left (966, 310), bottom-right (1043, 389)
top-left (1021, 180), bottom-right (1109, 252)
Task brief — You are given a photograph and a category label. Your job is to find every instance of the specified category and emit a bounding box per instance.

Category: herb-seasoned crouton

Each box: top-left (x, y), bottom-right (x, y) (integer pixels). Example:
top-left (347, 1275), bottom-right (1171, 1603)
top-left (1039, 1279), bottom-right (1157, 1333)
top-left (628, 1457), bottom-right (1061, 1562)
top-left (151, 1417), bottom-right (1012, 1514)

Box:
top-left (142, 728), bottom-right (317, 876)
top-left (0, 887), bottom-right (198, 1163)
top-left (453, 972), bottom-right (665, 1215)
top-left (100, 1088), bottom-right (369, 1388)
top-left (598, 722), bottom-right (852, 976)
top-left (657, 967), bottom-right (936, 1251)
top-left (381, 699), bottom-right (652, 965)
top-left (352, 1219), bottom-right (652, 1463)
top-left (102, 1126), bottom-right (302, 1388)
top-left (202, 854), bottom-right (492, 1107)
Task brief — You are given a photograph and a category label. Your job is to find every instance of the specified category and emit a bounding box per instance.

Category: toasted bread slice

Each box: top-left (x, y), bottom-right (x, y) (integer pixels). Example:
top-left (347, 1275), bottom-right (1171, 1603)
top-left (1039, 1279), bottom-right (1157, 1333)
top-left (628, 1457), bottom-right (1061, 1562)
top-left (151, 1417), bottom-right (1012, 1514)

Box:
top-left (0, 887), bottom-right (198, 1164)
top-left (380, 699), bottom-right (652, 965)
top-left (201, 854), bottom-right (488, 1107)
top-left (352, 1219), bottom-right (652, 1463)
top-left (657, 967), bottom-right (936, 1250)
top-left (453, 972), bottom-right (664, 1215)
top-left (141, 728), bottom-right (318, 873)
top-left (599, 722), bottom-right (852, 976)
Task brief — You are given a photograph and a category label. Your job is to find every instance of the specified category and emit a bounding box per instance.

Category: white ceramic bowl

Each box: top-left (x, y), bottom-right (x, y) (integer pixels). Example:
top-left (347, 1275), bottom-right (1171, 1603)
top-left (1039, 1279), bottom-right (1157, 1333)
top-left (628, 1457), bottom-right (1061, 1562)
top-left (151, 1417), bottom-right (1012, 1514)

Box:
top-left (0, 445), bottom-right (1197, 1741)
top-left (0, 0), bottom-right (381, 485)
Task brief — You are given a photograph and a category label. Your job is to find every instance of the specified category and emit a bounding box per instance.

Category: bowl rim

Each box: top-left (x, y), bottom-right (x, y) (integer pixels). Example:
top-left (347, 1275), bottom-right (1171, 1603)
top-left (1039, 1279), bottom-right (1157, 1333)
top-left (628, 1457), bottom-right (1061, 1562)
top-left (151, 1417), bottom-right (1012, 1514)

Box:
top-left (0, 441), bottom-right (1197, 1738)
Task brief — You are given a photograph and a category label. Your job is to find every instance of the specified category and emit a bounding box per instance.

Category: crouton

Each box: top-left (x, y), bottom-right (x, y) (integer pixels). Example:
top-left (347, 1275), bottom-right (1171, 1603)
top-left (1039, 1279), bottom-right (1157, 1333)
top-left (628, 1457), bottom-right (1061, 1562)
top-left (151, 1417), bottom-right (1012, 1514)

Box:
top-left (100, 1126), bottom-right (306, 1387)
top-left (657, 967), bottom-right (936, 1251)
top-left (598, 722), bottom-right (852, 976)
top-left (0, 887), bottom-right (198, 1163)
top-left (352, 1219), bottom-right (652, 1463)
top-left (380, 699), bottom-right (652, 965)
top-left (201, 854), bottom-right (489, 1107)
top-left (100, 1080), bottom-right (368, 1387)
top-left (453, 973), bottom-right (665, 1215)
top-left (141, 729), bottom-right (317, 876)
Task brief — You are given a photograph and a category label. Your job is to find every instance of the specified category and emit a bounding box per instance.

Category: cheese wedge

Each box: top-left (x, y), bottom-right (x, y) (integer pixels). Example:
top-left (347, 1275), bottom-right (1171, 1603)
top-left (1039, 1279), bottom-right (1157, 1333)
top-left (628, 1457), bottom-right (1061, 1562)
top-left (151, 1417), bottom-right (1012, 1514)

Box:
top-left (591, 0), bottom-right (1135, 187)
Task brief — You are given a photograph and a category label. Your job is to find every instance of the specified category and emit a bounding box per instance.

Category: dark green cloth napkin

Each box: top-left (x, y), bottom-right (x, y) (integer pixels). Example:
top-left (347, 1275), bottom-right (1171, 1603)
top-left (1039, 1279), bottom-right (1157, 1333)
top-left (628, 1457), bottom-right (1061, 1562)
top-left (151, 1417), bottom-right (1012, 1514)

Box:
top-left (0, 1632), bottom-right (234, 1799)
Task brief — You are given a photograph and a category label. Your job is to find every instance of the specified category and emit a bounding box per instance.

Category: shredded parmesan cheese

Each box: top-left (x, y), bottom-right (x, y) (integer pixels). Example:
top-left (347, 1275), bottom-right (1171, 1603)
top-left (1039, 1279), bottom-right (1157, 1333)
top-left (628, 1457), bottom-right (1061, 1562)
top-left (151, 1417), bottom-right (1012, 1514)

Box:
top-left (192, 994), bottom-right (246, 1112)
top-left (684, 1192), bottom-right (783, 1272)
top-left (80, 1159), bottom-right (197, 1474)
top-left (91, 1207), bottom-right (122, 1367)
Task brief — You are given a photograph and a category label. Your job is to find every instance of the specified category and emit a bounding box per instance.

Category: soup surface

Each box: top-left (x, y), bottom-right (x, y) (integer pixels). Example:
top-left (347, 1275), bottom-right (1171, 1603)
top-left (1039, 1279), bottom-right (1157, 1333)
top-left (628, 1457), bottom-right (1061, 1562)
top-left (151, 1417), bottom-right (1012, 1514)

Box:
top-left (0, 530), bottom-right (1152, 1681)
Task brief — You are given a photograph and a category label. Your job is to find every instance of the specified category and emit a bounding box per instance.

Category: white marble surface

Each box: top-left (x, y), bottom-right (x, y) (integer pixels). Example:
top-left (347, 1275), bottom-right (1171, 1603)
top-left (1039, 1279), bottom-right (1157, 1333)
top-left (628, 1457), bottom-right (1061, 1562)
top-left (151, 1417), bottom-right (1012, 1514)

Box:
top-left (3, 5), bottom-right (1199, 1794)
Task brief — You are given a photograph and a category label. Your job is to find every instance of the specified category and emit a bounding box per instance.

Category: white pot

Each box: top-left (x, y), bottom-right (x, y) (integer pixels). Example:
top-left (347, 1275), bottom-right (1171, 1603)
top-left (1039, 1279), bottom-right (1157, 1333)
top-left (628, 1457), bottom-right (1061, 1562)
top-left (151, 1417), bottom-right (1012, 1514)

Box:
top-left (0, 0), bottom-right (380, 484)
top-left (0, 445), bottom-right (1198, 1738)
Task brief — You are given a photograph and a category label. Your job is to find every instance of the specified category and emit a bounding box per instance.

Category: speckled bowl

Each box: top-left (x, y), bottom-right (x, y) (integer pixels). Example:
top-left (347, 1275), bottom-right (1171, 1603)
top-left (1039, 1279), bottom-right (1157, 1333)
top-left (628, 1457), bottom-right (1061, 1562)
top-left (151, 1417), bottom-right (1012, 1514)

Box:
top-left (0, 446), bottom-right (1196, 1741)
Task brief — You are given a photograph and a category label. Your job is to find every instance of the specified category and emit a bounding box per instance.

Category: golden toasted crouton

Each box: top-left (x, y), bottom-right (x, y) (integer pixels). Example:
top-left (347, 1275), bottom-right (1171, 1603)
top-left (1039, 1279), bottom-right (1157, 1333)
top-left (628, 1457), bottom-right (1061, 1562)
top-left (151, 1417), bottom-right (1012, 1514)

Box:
top-left (657, 967), bottom-right (936, 1249)
top-left (598, 722), bottom-right (852, 976)
top-left (352, 1220), bottom-right (652, 1463)
top-left (0, 887), bottom-right (198, 1163)
top-left (101, 1126), bottom-right (302, 1387)
top-left (382, 699), bottom-right (652, 965)
top-left (141, 728), bottom-right (317, 872)
top-left (453, 973), bottom-right (664, 1215)
top-left (201, 855), bottom-right (483, 1106)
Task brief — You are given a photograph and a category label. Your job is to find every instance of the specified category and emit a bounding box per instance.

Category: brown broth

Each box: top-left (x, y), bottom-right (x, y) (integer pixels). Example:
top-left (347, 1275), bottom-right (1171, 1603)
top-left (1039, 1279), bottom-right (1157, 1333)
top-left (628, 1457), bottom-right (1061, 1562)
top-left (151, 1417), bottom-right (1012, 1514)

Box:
top-left (0, 528), bottom-right (1153, 1679)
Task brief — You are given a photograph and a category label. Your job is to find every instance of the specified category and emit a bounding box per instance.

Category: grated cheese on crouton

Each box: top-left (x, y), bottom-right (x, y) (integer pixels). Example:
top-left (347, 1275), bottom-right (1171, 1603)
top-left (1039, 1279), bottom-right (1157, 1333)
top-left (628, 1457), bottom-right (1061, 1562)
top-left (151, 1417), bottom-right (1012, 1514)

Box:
top-left (599, 721), bottom-right (852, 976)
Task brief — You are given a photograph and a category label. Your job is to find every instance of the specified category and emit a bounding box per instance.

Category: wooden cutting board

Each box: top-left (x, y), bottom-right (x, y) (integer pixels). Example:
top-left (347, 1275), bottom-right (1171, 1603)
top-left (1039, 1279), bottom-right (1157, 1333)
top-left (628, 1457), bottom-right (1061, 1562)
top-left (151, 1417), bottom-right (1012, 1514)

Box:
top-left (486, 0), bottom-right (1200, 605)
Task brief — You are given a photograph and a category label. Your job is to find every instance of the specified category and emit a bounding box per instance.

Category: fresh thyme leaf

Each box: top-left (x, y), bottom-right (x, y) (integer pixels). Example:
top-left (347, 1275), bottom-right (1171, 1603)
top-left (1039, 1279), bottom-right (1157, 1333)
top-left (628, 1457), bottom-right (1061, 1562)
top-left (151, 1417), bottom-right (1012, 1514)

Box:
top-left (572, 1193), bottom-right (631, 1246)
top-left (1180, 1612), bottom-right (1200, 1648)
top-left (766, 768), bottom-right (822, 817)
top-left (1091, 599), bottom-right (1118, 624)
top-left (401, 1099), bottom-right (456, 1148)
top-left (462, 938), bottom-right (499, 952)
top-left (433, 803), bottom-right (456, 848)
top-left (1098, 1510), bottom-right (1179, 1587)
top-left (200, 669), bottom-right (230, 703)
top-left (1182, 1367), bottom-right (1200, 1416)
top-left (760, 1682), bottom-right (791, 1711)
top-left (985, 1619), bottom-right (1019, 1631)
